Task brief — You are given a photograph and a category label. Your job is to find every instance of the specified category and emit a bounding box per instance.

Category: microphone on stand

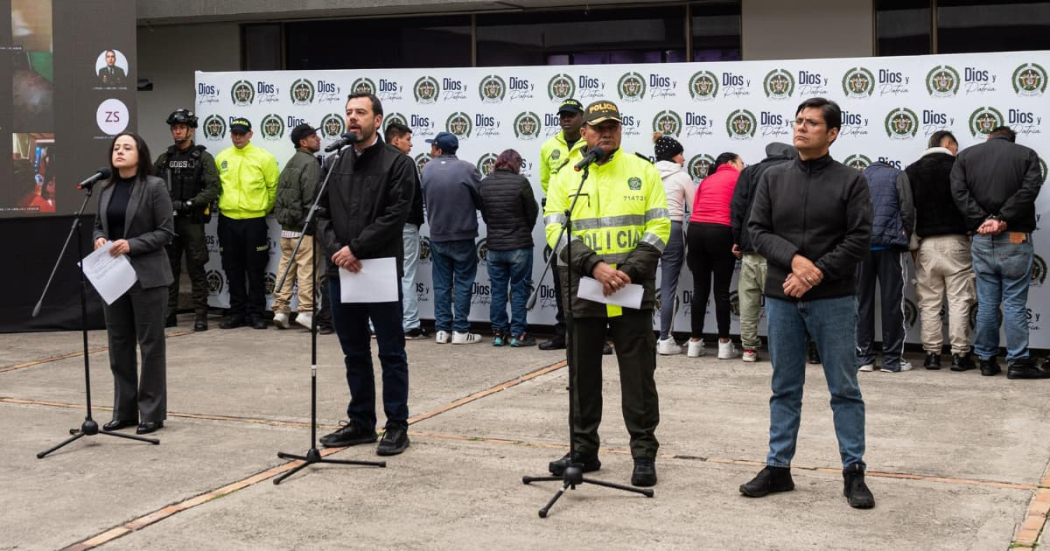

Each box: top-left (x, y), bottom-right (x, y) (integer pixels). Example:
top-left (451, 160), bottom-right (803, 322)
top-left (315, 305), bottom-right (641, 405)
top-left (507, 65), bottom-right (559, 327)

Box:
top-left (573, 147), bottom-right (605, 171)
top-left (324, 132), bottom-right (359, 153)
top-left (77, 168), bottom-right (112, 190)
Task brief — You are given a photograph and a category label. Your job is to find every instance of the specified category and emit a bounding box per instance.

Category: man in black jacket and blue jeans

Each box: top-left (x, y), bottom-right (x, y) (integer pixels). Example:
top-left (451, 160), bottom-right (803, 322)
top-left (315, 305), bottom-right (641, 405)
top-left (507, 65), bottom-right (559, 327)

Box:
top-left (317, 93), bottom-right (416, 455)
top-left (951, 126), bottom-right (1049, 380)
top-left (741, 98), bottom-right (876, 509)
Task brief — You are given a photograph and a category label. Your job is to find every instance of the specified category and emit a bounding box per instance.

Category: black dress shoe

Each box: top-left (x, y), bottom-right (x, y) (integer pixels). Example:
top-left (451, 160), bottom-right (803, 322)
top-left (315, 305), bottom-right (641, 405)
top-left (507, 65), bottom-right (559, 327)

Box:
top-left (194, 316), bottom-right (208, 332)
top-left (539, 336), bottom-right (566, 351)
top-left (136, 421), bottom-right (163, 434)
top-left (980, 357), bottom-right (1001, 376)
top-left (740, 465), bottom-right (795, 497)
top-left (950, 353), bottom-right (974, 372)
top-left (318, 325), bottom-right (334, 335)
top-left (807, 343), bottom-right (821, 365)
top-left (602, 342), bottom-right (613, 355)
top-left (165, 314), bottom-right (177, 328)
top-left (219, 316), bottom-right (246, 329)
top-left (250, 317), bottom-right (268, 330)
top-left (1007, 359), bottom-right (1050, 380)
top-left (103, 419), bottom-right (137, 431)
top-left (923, 353), bottom-right (941, 370)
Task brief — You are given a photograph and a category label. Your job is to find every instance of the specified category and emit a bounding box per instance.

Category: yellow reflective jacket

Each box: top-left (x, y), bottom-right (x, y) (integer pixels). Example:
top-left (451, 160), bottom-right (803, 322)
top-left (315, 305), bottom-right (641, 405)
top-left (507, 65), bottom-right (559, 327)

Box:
top-left (539, 131), bottom-right (587, 195)
top-left (544, 148), bottom-right (670, 317)
top-left (215, 142), bottom-right (280, 219)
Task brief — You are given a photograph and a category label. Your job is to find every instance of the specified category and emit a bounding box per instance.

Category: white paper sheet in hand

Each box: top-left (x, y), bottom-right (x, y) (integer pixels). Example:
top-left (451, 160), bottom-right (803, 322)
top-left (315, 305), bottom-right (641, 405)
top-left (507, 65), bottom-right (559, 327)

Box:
top-left (576, 276), bottom-right (644, 309)
top-left (81, 242), bottom-right (138, 305)
top-left (338, 257), bottom-right (399, 303)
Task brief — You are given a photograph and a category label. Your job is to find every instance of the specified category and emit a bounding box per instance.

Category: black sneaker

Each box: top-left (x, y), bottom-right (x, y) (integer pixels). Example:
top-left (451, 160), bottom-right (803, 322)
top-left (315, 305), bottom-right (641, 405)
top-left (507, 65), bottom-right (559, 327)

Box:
top-left (405, 327), bottom-right (430, 340)
top-left (250, 316), bottom-right (268, 330)
top-left (631, 457), bottom-right (657, 487)
top-left (219, 316), bottom-right (246, 329)
top-left (194, 315), bottom-right (208, 332)
top-left (740, 465), bottom-right (795, 497)
top-left (376, 424), bottom-right (410, 456)
top-left (511, 334), bottom-right (536, 347)
top-left (318, 325), bottom-right (334, 335)
top-left (951, 353), bottom-right (975, 372)
top-left (979, 357), bottom-right (1001, 376)
top-left (539, 336), bottom-right (566, 351)
top-left (319, 421), bottom-right (378, 448)
top-left (548, 451), bottom-right (601, 476)
top-left (843, 464), bottom-right (875, 509)
top-left (923, 353), bottom-right (941, 370)
top-left (808, 343), bottom-right (821, 365)
top-left (602, 342), bottom-right (613, 355)
top-left (1007, 358), bottom-right (1050, 380)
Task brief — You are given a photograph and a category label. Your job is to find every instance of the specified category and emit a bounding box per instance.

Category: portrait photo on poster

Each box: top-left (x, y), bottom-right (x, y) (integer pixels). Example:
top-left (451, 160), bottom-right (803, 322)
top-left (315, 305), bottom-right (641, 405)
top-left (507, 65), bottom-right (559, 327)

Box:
top-left (95, 48), bottom-right (128, 87)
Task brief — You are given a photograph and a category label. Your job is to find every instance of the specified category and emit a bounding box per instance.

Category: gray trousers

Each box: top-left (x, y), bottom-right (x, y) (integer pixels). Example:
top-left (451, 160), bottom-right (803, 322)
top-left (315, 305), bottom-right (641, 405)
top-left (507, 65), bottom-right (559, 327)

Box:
top-left (103, 283), bottom-right (168, 423)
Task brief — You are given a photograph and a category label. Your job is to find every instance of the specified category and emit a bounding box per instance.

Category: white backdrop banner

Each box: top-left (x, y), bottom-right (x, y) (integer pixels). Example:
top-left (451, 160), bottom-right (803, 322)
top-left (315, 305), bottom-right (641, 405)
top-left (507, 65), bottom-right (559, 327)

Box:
top-left (195, 51), bottom-right (1050, 346)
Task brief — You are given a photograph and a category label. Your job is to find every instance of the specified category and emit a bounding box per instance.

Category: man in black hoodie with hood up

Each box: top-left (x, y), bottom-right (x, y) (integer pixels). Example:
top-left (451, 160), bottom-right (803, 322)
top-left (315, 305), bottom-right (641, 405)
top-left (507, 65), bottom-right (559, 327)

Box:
top-left (741, 98), bottom-right (875, 509)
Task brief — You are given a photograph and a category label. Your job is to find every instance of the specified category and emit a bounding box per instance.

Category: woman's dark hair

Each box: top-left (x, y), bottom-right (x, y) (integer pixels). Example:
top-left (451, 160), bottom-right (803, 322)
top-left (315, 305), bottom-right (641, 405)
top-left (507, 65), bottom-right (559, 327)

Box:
top-left (107, 132), bottom-right (154, 181)
top-left (494, 148), bottom-right (523, 175)
top-left (713, 152), bottom-right (740, 169)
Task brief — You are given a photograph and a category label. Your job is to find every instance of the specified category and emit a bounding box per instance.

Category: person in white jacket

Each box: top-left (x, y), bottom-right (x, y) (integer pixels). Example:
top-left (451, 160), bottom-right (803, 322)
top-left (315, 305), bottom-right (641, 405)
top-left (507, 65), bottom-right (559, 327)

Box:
top-left (653, 133), bottom-right (695, 354)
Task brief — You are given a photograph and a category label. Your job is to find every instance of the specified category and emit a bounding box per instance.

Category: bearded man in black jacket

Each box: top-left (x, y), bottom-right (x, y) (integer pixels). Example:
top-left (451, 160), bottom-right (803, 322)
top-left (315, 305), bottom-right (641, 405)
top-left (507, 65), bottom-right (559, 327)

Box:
top-left (741, 98), bottom-right (876, 509)
top-left (316, 92), bottom-right (418, 456)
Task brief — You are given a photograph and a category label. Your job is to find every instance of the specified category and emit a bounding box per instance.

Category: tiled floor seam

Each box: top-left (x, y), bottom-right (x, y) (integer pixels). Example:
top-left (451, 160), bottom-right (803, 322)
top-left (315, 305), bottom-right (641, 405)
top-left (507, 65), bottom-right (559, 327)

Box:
top-left (0, 330), bottom-right (195, 374)
top-left (1011, 457), bottom-right (1050, 549)
top-left (53, 359), bottom-right (567, 550)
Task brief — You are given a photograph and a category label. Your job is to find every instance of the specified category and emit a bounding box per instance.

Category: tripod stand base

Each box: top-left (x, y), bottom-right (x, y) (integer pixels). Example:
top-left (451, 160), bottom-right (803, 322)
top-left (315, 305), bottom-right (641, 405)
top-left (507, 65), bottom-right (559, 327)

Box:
top-left (273, 448), bottom-right (386, 485)
top-left (523, 469), bottom-right (654, 518)
top-left (38, 418), bottom-right (160, 459)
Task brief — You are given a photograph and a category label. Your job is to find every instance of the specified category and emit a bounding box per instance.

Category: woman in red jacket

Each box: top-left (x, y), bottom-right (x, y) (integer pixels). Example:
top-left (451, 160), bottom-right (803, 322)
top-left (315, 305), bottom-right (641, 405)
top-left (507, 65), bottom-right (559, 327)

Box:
top-left (687, 152), bottom-right (744, 359)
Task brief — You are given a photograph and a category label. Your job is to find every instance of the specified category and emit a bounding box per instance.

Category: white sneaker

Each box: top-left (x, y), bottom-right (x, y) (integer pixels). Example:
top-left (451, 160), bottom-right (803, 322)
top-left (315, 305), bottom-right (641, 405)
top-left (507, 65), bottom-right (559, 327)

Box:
top-left (858, 363), bottom-right (874, 372)
top-left (881, 361), bottom-right (913, 373)
top-left (686, 339), bottom-right (705, 358)
top-left (273, 312), bottom-right (290, 329)
top-left (451, 331), bottom-right (483, 345)
top-left (294, 312), bottom-right (313, 330)
top-left (435, 330), bottom-right (450, 344)
top-left (718, 340), bottom-right (741, 359)
top-left (657, 337), bottom-right (682, 355)
top-left (742, 349), bottom-right (758, 362)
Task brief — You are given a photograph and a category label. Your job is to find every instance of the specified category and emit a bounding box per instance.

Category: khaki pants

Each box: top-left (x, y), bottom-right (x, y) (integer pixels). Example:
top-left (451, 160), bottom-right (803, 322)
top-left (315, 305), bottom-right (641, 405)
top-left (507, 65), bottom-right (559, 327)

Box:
top-left (914, 235), bottom-right (975, 355)
top-left (272, 235), bottom-right (316, 314)
top-left (738, 253), bottom-right (767, 350)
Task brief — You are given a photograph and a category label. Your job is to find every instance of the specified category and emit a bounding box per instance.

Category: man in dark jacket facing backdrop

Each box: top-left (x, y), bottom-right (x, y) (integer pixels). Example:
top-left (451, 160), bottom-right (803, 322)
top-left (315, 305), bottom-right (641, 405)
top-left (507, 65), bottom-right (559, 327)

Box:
top-left (742, 97), bottom-right (875, 509)
top-left (951, 126), bottom-right (1049, 380)
top-left (316, 93), bottom-right (417, 455)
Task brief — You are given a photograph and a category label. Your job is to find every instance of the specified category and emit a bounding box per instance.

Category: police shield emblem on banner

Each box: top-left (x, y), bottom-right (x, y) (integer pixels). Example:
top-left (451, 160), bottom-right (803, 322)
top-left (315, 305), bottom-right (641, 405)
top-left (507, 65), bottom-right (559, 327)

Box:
top-left (689, 71), bottom-right (719, 101)
top-left (969, 106), bottom-right (1004, 137)
top-left (415, 153), bottom-right (432, 174)
top-left (1013, 63), bottom-right (1048, 96)
top-left (414, 76), bottom-right (440, 103)
top-left (202, 114), bottom-right (226, 141)
top-left (477, 153), bottom-right (498, 177)
top-left (548, 73), bottom-right (575, 102)
top-left (844, 154), bottom-right (873, 171)
top-left (514, 112), bottom-right (542, 140)
top-left (231, 79), bottom-right (255, 106)
top-left (446, 112), bottom-right (472, 138)
top-left (260, 113), bottom-right (285, 140)
top-left (884, 107), bottom-right (919, 139)
top-left (926, 65), bottom-right (960, 98)
top-left (727, 109), bottom-right (757, 140)
top-left (290, 78), bottom-right (315, 105)
top-left (479, 75), bottom-right (506, 103)
top-left (352, 77), bottom-right (376, 95)
top-left (842, 67), bottom-right (875, 99)
top-left (383, 112), bottom-right (408, 134)
top-left (320, 113), bottom-right (345, 139)
top-left (688, 154), bottom-right (716, 180)
top-left (764, 69), bottom-right (795, 99)
top-left (652, 110), bottom-right (682, 137)
top-left (618, 72), bottom-right (646, 101)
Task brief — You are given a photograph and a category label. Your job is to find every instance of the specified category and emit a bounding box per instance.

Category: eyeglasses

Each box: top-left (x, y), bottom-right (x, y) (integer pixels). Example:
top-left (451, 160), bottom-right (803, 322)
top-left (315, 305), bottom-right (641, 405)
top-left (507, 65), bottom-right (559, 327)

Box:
top-left (794, 118), bottom-right (826, 129)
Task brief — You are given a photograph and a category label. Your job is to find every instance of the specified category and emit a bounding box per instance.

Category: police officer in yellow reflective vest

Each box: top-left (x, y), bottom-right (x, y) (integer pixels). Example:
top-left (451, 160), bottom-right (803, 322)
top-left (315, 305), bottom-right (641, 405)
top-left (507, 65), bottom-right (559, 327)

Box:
top-left (543, 100), bottom-right (670, 488)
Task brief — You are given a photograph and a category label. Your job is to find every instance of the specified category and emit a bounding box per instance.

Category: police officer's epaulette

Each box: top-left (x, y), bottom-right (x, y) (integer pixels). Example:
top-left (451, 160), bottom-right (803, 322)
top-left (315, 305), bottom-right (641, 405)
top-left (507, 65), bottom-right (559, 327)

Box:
top-left (634, 152), bottom-right (655, 164)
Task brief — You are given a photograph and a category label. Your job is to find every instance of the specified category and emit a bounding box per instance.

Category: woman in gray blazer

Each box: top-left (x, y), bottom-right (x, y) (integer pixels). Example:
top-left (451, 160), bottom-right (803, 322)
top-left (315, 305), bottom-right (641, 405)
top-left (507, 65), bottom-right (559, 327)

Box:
top-left (92, 132), bottom-right (174, 435)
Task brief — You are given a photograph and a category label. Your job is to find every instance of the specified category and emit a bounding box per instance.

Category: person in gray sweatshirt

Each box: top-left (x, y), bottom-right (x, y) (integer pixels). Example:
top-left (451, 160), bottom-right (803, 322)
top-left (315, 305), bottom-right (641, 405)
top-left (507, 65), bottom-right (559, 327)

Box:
top-left (421, 132), bottom-right (484, 344)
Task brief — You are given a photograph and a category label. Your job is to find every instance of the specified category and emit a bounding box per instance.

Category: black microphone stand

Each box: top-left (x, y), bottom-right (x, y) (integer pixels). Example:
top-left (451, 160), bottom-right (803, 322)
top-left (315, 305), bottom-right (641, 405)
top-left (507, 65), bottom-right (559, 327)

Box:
top-left (273, 144), bottom-right (386, 485)
top-left (35, 183), bottom-right (160, 459)
top-left (522, 160), bottom-right (654, 517)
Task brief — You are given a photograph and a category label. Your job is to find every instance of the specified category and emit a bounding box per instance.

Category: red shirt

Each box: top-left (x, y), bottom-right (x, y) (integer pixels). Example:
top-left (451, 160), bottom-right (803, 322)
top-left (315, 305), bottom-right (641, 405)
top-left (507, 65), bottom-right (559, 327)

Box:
top-left (689, 164), bottom-right (740, 226)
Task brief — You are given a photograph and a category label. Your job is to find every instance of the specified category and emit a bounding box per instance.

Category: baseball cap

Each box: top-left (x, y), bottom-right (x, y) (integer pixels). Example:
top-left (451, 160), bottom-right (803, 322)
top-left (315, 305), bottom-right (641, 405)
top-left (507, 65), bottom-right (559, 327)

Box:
top-left (230, 117), bottom-right (252, 133)
top-left (557, 99), bottom-right (584, 115)
top-left (426, 131), bottom-right (459, 152)
top-left (290, 123), bottom-right (317, 146)
top-left (583, 100), bottom-right (622, 125)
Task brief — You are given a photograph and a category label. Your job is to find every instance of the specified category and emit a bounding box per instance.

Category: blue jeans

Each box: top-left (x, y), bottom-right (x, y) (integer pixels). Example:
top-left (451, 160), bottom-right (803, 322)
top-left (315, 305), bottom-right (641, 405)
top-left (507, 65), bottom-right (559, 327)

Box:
top-left (658, 221), bottom-right (685, 339)
top-left (329, 278), bottom-right (409, 431)
top-left (401, 224), bottom-right (421, 331)
top-left (430, 239), bottom-right (478, 333)
top-left (487, 248), bottom-right (534, 336)
top-left (765, 296), bottom-right (866, 469)
top-left (971, 233), bottom-right (1033, 364)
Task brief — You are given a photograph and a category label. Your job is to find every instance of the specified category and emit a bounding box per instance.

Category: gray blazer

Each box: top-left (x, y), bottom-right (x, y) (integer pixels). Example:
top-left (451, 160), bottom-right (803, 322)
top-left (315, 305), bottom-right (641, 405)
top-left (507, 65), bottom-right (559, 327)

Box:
top-left (92, 175), bottom-right (175, 289)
